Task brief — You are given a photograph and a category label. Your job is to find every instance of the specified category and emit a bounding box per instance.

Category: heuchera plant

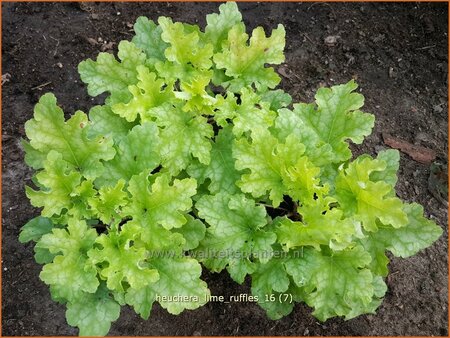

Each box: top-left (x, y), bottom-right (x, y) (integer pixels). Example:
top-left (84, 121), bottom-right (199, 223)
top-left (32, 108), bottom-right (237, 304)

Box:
top-left (20, 2), bottom-right (442, 336)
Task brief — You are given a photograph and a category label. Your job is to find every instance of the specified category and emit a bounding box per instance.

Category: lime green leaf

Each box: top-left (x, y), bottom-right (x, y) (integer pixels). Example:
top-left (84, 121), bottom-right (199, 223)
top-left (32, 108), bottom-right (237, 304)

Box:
top-left (66, 284), bottom-right (121, 336)
top-left (88, 180), bottom-right (128, 225)
top-left (204, 0), bottom-right (242, 86)
top-left (125, 257), bottom-right (209, 318)
top-left (70, 180), bottom-right (97, 220)
top-left (285, 246), bottom-right (375, 321)
top-left (276, 197), bottom-right (360, 251)
top-left (20, 217), bottom-right (57, 264)
top-left (252, 231), bottom-right (278, 263)
top-left (88, 224), bottom-right (159, 292)
top-left (19, 216), bottom-right (53, 243)
top-left (155, 17), bottom-right (213, 83)
top-left (307, 80), bottom-right (375, 161)
top-left (274, 107), bottom-right (334, 166)
top-left (124, 283), bottom-right (154, 320)
top-left (112, 65), bottom-right (174, 122)
top-left (251, 258), bottom-right (293, 319)
top-left (358, 228), bottom-right (391, 277)
top-left (205, 1), bottom-right (243, 52)
top-left (276, 81), bottom-right (375, 164)
top-left (342, 275), bottom-right (387, 319)
top-left (38, 219), bottom-right (99, 300)
top-left (112, 290), bottom-right (127, 306)
top-left (49, 285), bottom-right (72, 304)
top-left (22, 139), bottom-right (46, 170)
top-left (196, 192), bottom-right (275, 282)
top-left (87, 105), bottom-right (135, 143)
top-left (34, 246), bottom-right (56, 264)
top-left (280, 155), bottom-right (327, 204)
top-left (213, 92), bottom-right (238, 127)
top-left (370, 149), bottom-right (400, 188)
top-left (260, 89), bottom-right (292, 110)
top-left (187, 126), bottom-right (240, 194)
top-left (25, 94), bottom-right (115, 179)
top-left (233, 130), bottom-right (307, 207)
top-left (150, 257), bottom-right (209, 314)
top-left (26, 152), bottom-right (81, 217)
top-left (213, 23), bottom-right (285, 91)
top-left (159, 17), bottom-right (213, 70)
top-left (361, 203), bottom-right (442, 276)
top-left (173, 215), bottom-right (206, 251)
top-left (335, 156), bottom-right (408, 231)
top-left (78, 41), bottom-right (146, 103)
top-left (373, 275), bottom-right (388, 298)
top-left (227, 258), bottom-right (256, 284)
top-left (177, 74), bottom-right (216, 114)
top-left (123, 171), bottom-right (196, 248)
top-left (125, 172), bottom-right (196, 230)
top-left (233, 88), bottom-right (276, 137)
top-left (99, 122), bottom-right (161, 186)
top-left (132, 16), bottom-right (168, 62)
top-left (37, 218), bottom-right (97, 256)
top-left (41, 254), bottom-right (99, 300)
top-left (149, 104), bottom-right (213, 175)
top-left (213, 87), bottom-right (278, 133)
top-left (155, 61), bottom-right (213, 86)
top-left (233, 130), bottom-right (285, 206)
top-left (388, 203), bottom-right (442, 257)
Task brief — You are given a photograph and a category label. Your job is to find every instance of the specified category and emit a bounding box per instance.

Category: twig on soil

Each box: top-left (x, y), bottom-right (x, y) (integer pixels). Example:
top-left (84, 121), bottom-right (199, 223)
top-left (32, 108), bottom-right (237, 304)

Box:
top-left (31, 81), bottom-right (52, 90)
top-left (303, 33), bottom-right (314, 44)
top-left (49, 35), bottom-right (60, 56)
top-left (386, 270), bottom-right (399, 284)
top-left (416, 44), bottom-right (436, 51)
top-left (11, 269), bottom-right (26, 286)
top-left (119, 31), bottom-right (134, 37)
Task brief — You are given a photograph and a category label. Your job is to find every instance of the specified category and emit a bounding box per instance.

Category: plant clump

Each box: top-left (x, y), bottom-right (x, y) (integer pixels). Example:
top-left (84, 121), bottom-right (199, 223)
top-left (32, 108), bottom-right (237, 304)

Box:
top-left (20, 2), bottom-right (442, 336)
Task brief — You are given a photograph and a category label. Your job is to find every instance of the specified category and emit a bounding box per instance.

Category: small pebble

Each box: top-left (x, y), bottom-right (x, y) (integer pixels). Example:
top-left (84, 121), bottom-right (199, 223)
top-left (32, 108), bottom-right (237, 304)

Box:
top-left (10, 152), bottom-right (20, 161)
top-left (433, 104), bottom-right (443, 114)
top-left (324, 35), bottom-right (339, 46)
top-left (87, 37), bottom-right (98, 46)
top-left (388, 67), bottom-right (396, 78)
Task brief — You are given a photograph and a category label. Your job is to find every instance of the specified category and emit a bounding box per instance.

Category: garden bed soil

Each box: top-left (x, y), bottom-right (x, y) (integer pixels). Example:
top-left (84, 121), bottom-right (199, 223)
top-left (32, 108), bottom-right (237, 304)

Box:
top-left (2, 2), bottom-right (448, 336)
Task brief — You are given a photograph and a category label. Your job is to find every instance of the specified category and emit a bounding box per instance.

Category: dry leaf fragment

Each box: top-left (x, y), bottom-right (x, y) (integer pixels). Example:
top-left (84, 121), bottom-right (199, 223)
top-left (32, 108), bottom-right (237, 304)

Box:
top-left (382, 132), bottom-right (436, 164)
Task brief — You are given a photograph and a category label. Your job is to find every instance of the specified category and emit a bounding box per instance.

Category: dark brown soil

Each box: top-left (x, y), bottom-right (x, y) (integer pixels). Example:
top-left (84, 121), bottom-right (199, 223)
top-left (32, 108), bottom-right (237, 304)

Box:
top-left (2, 2), bottom-right (448, 336)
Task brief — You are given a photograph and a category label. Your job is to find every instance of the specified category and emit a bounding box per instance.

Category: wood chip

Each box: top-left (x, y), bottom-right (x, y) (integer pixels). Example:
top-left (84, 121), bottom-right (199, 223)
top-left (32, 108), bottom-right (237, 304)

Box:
top-left (86, 37), bottom-right (99, 46)
top-left (2, 73), bottom-right (11, 85)
top-left (100, 41), bottom-right (116, 52)
top-left (382, 133), bottom-right (436, 164)
top-left (277, 66), bottom-right (292, 80)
